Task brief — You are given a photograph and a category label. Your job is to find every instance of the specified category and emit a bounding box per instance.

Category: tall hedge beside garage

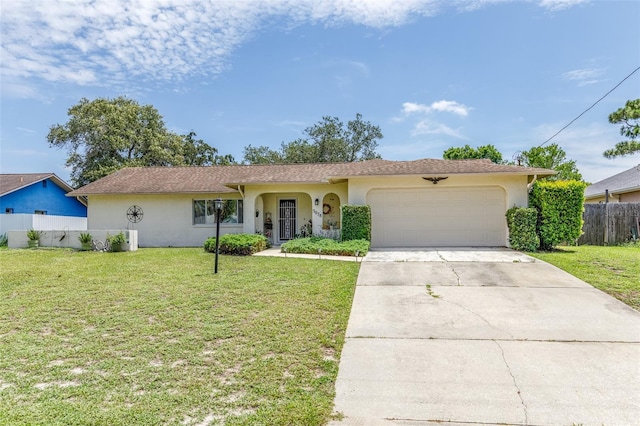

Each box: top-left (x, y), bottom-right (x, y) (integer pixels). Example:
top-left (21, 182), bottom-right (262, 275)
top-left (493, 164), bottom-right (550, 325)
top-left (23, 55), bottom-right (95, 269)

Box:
top-left (506, 206), bottom-right (539, 252)
top-left (529, 180), bottom-right (587, 250)
top-left (341, 205), bottom-right (372, 242)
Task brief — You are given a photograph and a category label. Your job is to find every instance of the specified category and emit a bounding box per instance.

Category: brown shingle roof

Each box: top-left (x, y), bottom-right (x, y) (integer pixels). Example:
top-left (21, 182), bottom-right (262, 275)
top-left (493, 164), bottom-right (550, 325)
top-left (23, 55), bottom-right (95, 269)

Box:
top-left (1, 173), bottom-right (57, 196)
top-left (584, 164), bottom-right (640, 198)
top-left (67, 159), bottom-right (556, 196)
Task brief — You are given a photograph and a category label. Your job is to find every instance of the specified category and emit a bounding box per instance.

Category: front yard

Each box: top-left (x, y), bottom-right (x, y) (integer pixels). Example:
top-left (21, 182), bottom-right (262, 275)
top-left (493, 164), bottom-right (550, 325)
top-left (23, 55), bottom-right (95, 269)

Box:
top-left (0, 248), bottom-right (359, 425)
top-left (529, 244), bottom-right (640, 310)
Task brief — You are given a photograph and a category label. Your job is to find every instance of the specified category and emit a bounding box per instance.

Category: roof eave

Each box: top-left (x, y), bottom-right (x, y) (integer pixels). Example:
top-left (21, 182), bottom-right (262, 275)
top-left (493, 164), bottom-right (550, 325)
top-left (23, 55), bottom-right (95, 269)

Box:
top-left (585, 185), bottom-right (640, 199)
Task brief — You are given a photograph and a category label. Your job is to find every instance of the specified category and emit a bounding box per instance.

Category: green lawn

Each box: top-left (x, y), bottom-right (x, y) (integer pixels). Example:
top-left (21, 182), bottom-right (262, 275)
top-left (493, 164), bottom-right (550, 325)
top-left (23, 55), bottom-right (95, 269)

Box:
top-left (529, 244), bottom-right (640, 310)
top-left (0, 248), bottom-right (360, 425)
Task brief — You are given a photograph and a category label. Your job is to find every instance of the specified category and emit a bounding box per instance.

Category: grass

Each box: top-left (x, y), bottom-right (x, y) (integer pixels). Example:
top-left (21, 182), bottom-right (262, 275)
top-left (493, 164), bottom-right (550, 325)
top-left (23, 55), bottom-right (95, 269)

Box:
top-left (529, 244), bottom-right (640, 310)
top-left (0, 248), bottom-right (359, 425)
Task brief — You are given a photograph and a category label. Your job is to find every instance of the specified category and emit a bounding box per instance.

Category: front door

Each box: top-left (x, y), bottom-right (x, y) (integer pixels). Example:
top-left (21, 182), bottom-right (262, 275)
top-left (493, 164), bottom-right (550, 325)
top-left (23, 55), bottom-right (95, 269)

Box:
top-left (279, 199), bottom-right (297, 241)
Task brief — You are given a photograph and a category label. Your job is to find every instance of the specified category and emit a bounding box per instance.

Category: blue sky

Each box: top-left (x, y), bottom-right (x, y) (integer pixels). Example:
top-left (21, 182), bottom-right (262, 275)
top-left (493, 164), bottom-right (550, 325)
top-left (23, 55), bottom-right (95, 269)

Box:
top-left (1, 0), bottom-right (639, 185)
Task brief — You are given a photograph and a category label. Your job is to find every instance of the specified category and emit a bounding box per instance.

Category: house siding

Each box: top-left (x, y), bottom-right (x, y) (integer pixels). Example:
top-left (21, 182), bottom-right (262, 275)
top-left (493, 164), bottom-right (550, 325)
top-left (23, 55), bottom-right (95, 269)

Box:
top-left (347, 174), bottom-right (530, 247)
top-left (243, 182), bottom-right (349, 239)
top-left (619, 191), bottom-right (640, 202)
top-left (1, 178), bottom-right (87, 217)
top-left (88, 194), bottom-right (243, 247)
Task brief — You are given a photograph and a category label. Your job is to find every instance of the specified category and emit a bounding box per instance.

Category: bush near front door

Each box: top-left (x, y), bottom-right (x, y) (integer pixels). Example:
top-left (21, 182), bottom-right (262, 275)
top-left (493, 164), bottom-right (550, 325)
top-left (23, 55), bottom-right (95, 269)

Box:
top-left (341, 205), bottom-right (371, 242)
top-left (204, 234), bottom-right (269, 255)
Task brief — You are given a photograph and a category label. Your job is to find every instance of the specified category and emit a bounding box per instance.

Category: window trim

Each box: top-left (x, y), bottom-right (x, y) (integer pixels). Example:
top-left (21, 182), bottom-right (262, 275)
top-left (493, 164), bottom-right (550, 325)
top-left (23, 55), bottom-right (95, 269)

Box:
top-left (193, 199), bottom-right (243, 226)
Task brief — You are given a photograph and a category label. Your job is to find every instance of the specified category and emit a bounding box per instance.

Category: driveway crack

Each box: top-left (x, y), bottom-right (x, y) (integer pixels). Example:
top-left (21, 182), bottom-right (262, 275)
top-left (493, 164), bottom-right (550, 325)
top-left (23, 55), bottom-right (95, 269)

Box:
top-left (494, 340), bottom-right (529, 424)
top-left (436, 250), bottom-right (461, 285)
top-left (439, 298), bottom-right (515, 339)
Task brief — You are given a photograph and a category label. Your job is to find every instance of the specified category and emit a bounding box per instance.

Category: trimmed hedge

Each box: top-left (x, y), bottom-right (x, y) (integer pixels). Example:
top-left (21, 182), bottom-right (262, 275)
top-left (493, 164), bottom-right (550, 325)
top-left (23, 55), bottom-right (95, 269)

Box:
top-left (506, 206), bottom-right (539, 252)
top-left (281, 237), bottom-right (369, 256)
top-left (529, 180), bottom-right (587, 250)
top-left (341, 205), bottom-right (371, 242)
top-left (204, 233), bottom-right (269, 256)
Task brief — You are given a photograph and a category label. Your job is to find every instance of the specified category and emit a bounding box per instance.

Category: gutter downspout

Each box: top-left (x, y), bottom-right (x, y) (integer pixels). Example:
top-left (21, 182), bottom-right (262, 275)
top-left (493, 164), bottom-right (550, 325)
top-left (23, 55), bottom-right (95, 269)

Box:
top-left (237, 185), bottom-right (244, 198)
top-left (527, 174), bottom-right (538, 191)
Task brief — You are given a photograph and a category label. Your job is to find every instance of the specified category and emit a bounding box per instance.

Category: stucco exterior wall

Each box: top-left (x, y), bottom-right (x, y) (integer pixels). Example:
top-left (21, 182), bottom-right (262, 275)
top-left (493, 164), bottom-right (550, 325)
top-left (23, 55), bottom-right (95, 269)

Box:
top-left (619, 191), bottom-right (640, 202)
top-left (347, 174), bottom-right (530, 208)
top-left (85, 176), bottom-right (531, 247)
top-left (243, 183), bottom-right (348, 240)
top-left (585, 191), bottom-right (640, 203)
top-left (88, 194), bottom-right (243, 247)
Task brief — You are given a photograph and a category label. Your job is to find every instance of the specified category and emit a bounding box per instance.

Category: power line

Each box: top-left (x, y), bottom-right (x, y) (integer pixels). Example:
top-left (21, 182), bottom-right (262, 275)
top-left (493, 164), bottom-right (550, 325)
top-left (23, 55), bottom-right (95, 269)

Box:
top-left (539, 66), bottom-right (640, 148)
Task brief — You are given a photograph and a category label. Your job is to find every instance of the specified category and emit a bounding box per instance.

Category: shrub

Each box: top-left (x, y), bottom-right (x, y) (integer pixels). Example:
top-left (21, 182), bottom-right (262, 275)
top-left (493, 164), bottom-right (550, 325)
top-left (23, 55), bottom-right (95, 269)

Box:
top-left (0, 233), bottom-right (7, 247)
top-left (78, 232), bottom-right (92, 244)
top-left (26, 229), bottom-right (43, 241)
top-left (529, 180), bottom-right (587, 250)
top-left (281, 237), bottom-right (369, 257)
top-left (506, 206), bottom-right (539, 252)
top-left (341, 205), bottom-right (371, 242)
top-left (107, 232), bottom-right (126, 252)
top-left (204, 233), bottom-right (269, 256)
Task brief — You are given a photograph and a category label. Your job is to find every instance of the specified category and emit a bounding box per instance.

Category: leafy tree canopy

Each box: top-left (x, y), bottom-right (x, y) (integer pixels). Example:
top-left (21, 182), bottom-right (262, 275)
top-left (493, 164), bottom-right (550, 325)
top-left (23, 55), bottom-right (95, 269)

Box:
top-left (442, 144), bottom-right (505, 164)
top-left (520, 143), bottom-right (582, 181)
top-left (603, 98), bottom-right (640, 158)
top-left (243, 113), bottom-right (383, 164)
top-left (48, 97), bottom-right (233, 187)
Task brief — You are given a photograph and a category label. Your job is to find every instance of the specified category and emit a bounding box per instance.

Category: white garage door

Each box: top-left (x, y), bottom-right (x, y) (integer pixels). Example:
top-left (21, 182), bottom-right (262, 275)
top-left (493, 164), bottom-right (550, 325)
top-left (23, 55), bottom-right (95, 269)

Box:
top-left (367, 186), bottom-right (506, 247)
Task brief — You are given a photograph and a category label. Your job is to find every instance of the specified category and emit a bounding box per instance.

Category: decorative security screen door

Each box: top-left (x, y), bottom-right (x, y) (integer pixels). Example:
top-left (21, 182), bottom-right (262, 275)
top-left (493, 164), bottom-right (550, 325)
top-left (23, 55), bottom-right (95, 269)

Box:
top-left (279, 199), bottom-right (297, 241)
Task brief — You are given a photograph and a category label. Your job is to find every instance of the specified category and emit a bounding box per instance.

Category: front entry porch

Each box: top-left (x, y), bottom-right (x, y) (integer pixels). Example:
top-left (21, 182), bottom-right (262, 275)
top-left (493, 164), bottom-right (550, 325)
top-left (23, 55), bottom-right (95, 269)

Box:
top-left (249, 190), bottom-right (343, 245)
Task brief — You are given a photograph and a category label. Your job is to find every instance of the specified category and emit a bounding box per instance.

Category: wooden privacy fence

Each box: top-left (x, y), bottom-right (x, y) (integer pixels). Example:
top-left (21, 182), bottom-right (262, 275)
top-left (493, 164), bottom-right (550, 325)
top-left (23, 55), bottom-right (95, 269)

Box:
top-left (579, 203), bottom-right (640, 245)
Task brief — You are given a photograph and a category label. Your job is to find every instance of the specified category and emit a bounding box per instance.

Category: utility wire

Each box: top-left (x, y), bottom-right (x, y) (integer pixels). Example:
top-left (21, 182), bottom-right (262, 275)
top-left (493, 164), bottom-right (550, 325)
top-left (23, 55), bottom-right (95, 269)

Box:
top-left (539, 65), bottom-right (640, 148)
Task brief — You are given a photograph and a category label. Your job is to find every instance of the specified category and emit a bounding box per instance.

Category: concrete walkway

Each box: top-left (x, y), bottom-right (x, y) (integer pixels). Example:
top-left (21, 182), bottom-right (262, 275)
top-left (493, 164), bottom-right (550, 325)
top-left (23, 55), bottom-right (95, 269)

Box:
top-left (330, 248), bottom-right (640, 425)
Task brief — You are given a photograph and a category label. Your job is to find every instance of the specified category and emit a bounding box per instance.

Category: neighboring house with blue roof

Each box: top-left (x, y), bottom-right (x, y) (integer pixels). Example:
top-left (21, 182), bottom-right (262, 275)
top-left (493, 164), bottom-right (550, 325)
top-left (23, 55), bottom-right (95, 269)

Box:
top-left (584, 165), bottom-right (640, 203)
top-left (0, 173), bottom-right (87, 216)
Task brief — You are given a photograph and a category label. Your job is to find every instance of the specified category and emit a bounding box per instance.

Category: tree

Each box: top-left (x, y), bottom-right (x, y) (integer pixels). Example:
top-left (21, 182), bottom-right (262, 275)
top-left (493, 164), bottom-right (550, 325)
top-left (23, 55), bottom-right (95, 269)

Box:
top-left (603, 98), bottom-right (640, 158)
top-left (520, 143), bottom-right (582, 181)
top-left (48, 97), bottom-right (230, 186)
top-left (182, 131), bottom-right (235, 166)
top-left (242, 113), bottom-right (383, 164)
top-left (442, 144), bottom-right (505, 164)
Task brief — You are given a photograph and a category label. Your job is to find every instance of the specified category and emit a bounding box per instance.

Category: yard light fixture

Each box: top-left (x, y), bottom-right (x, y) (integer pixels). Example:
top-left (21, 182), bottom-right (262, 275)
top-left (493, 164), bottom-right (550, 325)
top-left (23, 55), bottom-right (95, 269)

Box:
top-left (315, 198), bottom-right (319, 206)
top-left (214, 198), bottom-right (223, 274)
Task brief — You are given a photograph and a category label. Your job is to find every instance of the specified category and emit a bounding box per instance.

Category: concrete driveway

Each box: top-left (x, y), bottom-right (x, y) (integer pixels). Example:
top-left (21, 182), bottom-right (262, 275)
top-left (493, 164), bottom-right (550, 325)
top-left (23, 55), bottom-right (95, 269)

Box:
top-left (330, 248), bottom-right (640, 425)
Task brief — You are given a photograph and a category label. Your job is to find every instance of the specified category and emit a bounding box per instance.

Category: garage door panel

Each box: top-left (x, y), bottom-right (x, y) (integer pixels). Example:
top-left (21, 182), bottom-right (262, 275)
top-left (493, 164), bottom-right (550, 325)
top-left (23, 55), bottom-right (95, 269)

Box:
top-left (367, 187), bottom-right (506, 247)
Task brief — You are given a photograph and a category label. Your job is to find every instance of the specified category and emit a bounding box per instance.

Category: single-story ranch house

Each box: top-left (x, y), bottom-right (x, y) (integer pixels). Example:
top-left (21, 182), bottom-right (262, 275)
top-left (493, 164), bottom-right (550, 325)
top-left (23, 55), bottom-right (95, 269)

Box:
top-left (584, 164), bottom-right (640, 203)
top-left (67, 158), bottom-right (555, 248)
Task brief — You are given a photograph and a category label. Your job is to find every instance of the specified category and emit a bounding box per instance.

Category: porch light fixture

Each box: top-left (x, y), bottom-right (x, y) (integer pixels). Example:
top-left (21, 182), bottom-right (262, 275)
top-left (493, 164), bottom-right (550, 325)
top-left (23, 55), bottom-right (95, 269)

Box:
top-left (315, 198), bottom-right (319, 206)
top-left (214, 198), bottom-right (223, 274)
top-left (423, 177), bottom-right (448, 184)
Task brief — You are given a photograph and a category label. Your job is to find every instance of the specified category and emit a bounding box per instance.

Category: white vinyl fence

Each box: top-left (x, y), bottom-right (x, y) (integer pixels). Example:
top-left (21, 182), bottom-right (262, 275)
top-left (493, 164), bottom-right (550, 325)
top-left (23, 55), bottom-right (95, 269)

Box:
top-left (0, 214), bottom-right (87, 235)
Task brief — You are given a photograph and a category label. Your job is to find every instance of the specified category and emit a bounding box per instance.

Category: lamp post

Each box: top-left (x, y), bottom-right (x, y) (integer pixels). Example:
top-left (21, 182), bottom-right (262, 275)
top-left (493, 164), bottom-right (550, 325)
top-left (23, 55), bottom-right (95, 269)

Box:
top-left (214, 198), bottom-right (222, 274)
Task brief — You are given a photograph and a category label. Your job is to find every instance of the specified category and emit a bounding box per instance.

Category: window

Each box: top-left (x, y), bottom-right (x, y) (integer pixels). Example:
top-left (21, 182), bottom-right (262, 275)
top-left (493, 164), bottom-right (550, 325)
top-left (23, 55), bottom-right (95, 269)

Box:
top-left (35, 210), bottom-right (47, 215)
top-left (5, 208), bottom-right (14, 214)
top-left (193, 199), bottom-right (243, 225)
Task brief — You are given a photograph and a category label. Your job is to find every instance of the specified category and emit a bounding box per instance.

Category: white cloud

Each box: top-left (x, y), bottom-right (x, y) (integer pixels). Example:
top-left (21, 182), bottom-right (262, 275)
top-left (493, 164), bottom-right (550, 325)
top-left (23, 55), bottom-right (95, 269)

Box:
top-left (538, 0), bottom-right (589, 12)
top-left (562, 67), bottom-right (604, 86)
top-left (402, 100), bottom-right (470, 117)
top-left (431, 100), bottom-right (470, 117)
top-left (0, 0), bottom-right (589, 98)
top-left (399, 100), bottom-right (470, 138)
top-left (402, 102), bottom-right (432, 114)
